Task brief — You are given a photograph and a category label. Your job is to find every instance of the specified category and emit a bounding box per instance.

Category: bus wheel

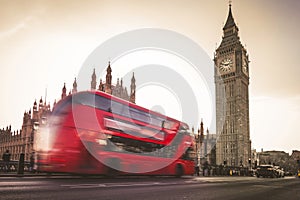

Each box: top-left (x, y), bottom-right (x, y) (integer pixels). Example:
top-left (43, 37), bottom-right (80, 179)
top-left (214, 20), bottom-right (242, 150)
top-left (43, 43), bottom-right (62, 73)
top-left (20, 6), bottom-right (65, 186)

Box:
top-left (175, 164), bottom-right (184, 178)
top-left (106, 158), bottom-right (120, 177)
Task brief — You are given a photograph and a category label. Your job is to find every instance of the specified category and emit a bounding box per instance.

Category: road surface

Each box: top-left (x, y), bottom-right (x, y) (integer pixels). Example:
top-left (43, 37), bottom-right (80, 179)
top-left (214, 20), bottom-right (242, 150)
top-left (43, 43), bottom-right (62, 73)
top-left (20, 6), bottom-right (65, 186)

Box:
top-left (0, 175), bottom-right (299, 200)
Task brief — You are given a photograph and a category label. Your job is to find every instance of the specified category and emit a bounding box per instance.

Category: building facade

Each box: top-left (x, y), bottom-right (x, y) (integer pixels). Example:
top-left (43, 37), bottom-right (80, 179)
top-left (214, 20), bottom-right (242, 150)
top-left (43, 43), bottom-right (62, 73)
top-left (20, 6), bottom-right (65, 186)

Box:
top-left (291, 150), bottom-right (300, 162)
top-left (214, 4), bottom-right (251, 167)
top-left (0, 98), bottom-right (51, 162)
top-left (193, 121), bottom-right (217, 167)
top-left (0, 126), bottom-right (23, 161)
top-left (0, 63), bottom-right (136, 162)
top-left (93, 62), bottom-right (136, 103)
top-left (201, 129), bottom-right (217, 166)
top-left (257, 150), bottom-right (289, 166)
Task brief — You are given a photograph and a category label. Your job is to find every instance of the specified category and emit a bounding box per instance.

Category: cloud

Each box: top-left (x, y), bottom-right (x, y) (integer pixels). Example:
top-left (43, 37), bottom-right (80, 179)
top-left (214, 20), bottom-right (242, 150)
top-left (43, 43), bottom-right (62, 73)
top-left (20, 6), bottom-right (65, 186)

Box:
top-left (0, 16), bottom-right (33, 39)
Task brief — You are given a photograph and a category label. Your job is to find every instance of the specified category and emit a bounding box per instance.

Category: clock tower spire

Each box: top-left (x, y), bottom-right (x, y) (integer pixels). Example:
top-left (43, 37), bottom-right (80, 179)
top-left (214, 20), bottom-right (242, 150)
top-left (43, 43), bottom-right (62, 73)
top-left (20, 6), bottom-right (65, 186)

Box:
top-left (223, 2), bottom-right (237, 31)
top-left (214, 4), bottom-right (251, 168)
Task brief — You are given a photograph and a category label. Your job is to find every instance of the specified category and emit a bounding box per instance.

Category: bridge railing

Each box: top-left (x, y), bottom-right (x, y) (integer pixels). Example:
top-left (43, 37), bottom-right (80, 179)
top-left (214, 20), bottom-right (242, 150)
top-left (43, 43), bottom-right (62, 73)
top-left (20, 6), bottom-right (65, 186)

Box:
top-left (0, 160), bottom-right (31, 173)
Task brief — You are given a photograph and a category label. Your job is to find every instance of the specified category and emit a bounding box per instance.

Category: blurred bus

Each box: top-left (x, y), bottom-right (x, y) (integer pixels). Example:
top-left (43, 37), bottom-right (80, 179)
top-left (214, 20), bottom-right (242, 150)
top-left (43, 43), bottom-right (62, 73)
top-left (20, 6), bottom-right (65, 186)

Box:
top-left (35, 91), bottom-right (195, 176)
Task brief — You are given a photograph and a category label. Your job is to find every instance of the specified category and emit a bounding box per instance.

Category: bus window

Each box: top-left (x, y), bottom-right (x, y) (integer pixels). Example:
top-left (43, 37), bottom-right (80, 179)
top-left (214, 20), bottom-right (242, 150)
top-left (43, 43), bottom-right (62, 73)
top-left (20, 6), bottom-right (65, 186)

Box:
top-left (74, 92), bottom-right (167, 129)
top-left (73, 93), bottom-right (111, 112)
top-left (105, 135), bottom-right (181, 158)
top-left (163, 120), bottom-right (177, 130)
top-left (129, 107), bottom-right (151, 124)
top-left (52, 96), bottom-right (72, 116)
top-left (104, 117), bottom-right (165, 141)
top-left (181, 147), bottom-right (196, 161)
top-left (106, 135), bottom-right (163, 154)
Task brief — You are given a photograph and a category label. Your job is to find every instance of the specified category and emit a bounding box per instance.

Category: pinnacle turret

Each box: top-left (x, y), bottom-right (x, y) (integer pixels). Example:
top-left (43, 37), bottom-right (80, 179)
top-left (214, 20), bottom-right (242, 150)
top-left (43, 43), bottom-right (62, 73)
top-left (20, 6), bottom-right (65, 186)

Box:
top-left (72, 78), bottom-right (77, 94)
top-left (61, 83), bottom-right (67, 99)
top-left (91, 68), bottom-right (97, 90)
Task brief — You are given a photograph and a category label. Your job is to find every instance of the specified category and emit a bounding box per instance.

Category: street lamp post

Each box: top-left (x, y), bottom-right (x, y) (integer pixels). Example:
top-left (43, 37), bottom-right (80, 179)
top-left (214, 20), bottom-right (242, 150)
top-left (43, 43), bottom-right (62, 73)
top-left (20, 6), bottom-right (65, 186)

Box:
top-left (248, 158), bottom-right (252, 176)
top-left (249, 158), bottom-right (251, 169)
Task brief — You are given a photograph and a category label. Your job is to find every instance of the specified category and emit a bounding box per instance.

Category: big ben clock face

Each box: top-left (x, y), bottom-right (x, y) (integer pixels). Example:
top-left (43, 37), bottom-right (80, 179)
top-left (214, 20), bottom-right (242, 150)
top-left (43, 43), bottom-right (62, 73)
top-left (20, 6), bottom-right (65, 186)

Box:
top-left (219, 58), bottom-right (233, 73)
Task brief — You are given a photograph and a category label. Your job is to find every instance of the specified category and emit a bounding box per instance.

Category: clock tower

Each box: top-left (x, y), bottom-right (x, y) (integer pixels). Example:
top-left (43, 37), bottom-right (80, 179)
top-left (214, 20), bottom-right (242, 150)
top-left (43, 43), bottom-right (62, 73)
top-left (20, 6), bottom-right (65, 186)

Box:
top-left (214, 4), bottom-right (251, 167)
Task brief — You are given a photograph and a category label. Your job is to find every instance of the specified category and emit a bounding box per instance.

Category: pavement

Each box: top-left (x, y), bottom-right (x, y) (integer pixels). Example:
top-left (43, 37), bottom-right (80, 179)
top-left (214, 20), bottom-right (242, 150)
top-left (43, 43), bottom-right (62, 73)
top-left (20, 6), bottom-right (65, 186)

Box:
top-left (0, 172), bottom-right (253, 178)
top-left (0, 171), bottom-right (62, 177)
top-left (1, 172), bottom-right (298, 180)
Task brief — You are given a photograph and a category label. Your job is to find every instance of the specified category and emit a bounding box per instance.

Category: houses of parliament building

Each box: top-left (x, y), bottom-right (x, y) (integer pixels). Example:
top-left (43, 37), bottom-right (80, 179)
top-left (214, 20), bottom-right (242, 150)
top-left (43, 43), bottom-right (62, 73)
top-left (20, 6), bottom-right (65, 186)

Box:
top-left (0, 62), bottom-right (136, 162)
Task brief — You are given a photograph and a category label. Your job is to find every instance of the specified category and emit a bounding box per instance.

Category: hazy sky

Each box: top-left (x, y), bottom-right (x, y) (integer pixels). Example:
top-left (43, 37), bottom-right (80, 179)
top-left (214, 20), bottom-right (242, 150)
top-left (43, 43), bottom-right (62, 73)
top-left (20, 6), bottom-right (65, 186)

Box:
top-left (0, 0), bottom-right (299, 154)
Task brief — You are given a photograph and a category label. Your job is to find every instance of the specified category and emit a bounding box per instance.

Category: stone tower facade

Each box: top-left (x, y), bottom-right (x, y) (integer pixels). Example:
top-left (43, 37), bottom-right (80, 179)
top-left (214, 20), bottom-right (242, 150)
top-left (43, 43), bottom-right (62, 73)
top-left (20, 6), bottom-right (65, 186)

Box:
top-left (214, 4), bottom-right (251, 167)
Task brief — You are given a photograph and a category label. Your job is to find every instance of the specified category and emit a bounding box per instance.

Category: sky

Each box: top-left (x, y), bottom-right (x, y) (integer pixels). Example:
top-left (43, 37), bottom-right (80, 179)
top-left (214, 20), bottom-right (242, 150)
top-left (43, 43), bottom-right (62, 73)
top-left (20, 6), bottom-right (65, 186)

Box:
top-left (0, 0), bottom-right (299, 154)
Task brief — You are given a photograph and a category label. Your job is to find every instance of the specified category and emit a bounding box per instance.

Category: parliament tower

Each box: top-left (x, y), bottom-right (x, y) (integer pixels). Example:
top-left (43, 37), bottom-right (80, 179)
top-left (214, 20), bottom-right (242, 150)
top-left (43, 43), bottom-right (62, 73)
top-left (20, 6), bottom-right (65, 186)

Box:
top-left (214, 4), bottom-right (251, 167)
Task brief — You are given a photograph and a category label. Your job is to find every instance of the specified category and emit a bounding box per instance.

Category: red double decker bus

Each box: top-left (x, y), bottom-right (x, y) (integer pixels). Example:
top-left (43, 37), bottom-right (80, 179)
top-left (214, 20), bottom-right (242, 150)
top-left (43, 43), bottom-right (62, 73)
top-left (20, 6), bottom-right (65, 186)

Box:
top-left (35, 90), bottom-right (195, 176)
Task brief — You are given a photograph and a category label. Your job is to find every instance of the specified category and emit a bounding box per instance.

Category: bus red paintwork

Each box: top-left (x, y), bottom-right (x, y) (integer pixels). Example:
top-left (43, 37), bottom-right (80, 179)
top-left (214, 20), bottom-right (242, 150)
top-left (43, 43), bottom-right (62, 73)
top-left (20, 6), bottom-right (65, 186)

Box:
top-left (36, 90), bottom-right (195, 176)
